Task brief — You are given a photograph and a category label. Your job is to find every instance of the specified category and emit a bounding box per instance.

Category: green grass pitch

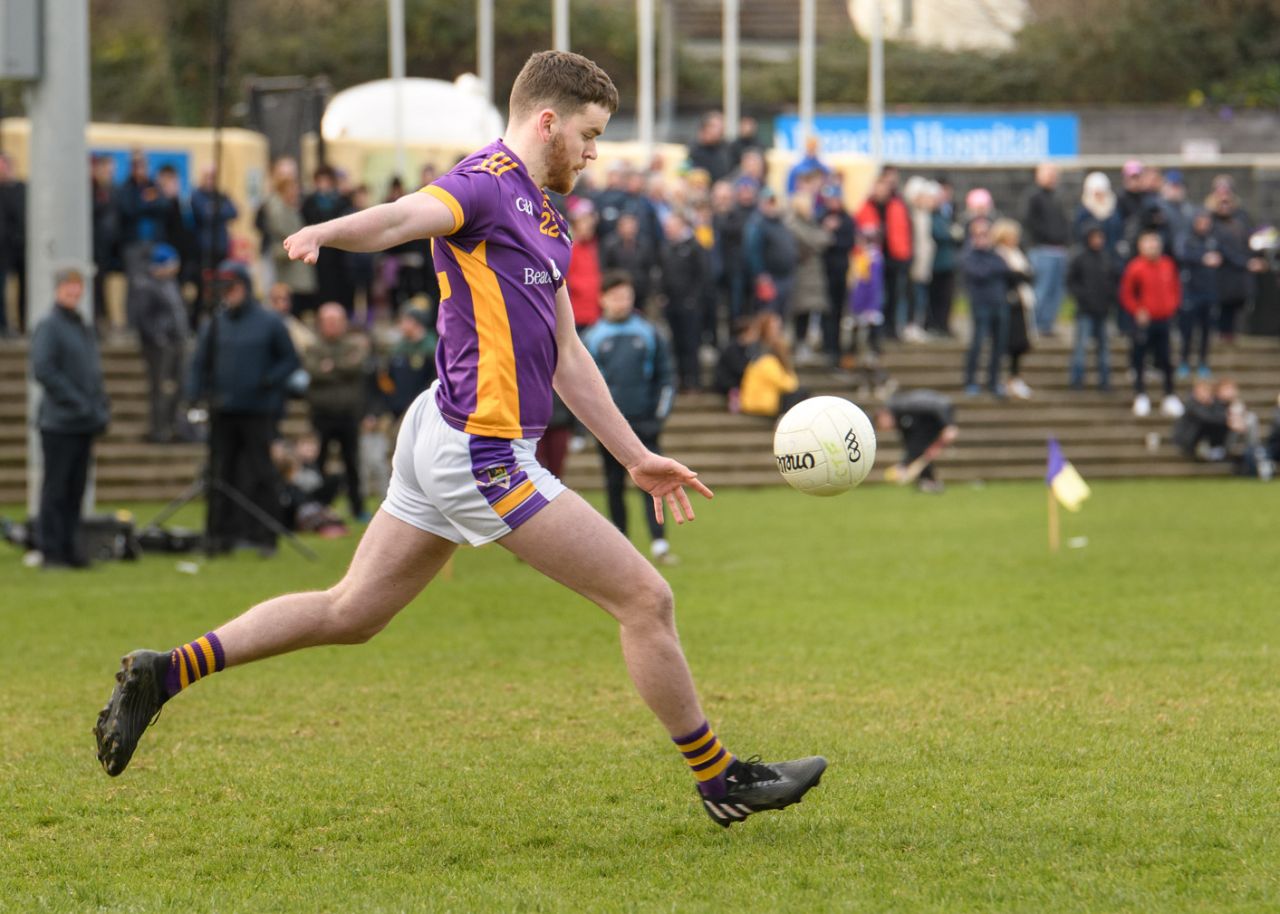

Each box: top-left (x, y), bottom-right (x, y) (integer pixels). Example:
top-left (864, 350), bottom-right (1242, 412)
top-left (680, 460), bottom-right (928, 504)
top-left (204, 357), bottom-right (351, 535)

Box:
top-left (2, 480), bottom-right (1278, 913)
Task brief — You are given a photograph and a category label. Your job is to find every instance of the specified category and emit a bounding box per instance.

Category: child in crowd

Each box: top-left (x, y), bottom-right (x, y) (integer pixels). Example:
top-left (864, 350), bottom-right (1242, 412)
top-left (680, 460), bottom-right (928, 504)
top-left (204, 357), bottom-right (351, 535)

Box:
top-left (1177, 210), bottom-right (1220, 380)
top-left (1066, 223), bottom-right (1115, 391)
top-left (738, 312), bottom-right (804, 419)
top-left (960, 217), bottom-right (1011, 397)
top-left (991, 219), bottom-right (1036, 400)
top-left (272, 436), bottom-right (348, 537)
top-left (1119, 230), bottom-right (1184, 418)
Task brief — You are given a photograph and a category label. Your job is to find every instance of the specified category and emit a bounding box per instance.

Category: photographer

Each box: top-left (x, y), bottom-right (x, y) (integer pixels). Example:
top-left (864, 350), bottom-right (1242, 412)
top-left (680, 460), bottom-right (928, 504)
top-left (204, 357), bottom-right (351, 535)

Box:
top-left (188, 261), bottom-right (299, 554)
top-left (875, 389), bottom-right (958, 494)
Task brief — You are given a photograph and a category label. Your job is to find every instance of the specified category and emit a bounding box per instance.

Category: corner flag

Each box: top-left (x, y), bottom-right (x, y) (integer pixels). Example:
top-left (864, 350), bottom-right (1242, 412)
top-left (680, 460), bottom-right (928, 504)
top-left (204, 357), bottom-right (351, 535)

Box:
top-left (1046, 438), bottom-right (1090, 512)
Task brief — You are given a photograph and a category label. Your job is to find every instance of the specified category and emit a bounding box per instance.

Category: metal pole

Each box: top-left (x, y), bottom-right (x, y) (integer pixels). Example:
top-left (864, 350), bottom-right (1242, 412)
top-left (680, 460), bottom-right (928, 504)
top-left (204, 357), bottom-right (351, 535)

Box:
top-left (637, 0), bottom-right (655, 157)
top-left (553, 0), bottom-right (570, 51)
top-left (389, 0), bottom-right (407, 180)
top-left (658, 0), bottom-right (675, 142)
top-left (722, 0), bottom-right (739, 141)
top-left (477, 0), bottom-right (494, 106)
top-left (799, 0), bottom-right (816, 143)
top-left (25, 0), bottom-right (93, 517)
top-left (869, 0), bottom-right (885, 168)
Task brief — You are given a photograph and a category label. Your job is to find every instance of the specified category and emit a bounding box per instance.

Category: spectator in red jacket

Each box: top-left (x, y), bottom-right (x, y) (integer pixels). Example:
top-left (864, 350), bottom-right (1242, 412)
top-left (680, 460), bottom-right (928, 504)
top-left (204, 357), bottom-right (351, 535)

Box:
top-left (1119, 230), bottom-right (1184, 419)
top-left (856, 167), bottom-right (912, 340)
top-left (565, 199), bottom-right (602, 330)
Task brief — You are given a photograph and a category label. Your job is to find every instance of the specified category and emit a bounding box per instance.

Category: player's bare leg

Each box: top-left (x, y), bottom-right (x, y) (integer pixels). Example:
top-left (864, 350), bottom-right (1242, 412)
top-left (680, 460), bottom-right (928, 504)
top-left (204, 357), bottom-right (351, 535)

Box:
top-left (501, 489), bottom-right (705, 736)
top-left (501, 490), bottom-right (826, 826)
top-left (214, 511), bottom-right (456, 664)
top-left (94, 511), bottom-right (455, 775)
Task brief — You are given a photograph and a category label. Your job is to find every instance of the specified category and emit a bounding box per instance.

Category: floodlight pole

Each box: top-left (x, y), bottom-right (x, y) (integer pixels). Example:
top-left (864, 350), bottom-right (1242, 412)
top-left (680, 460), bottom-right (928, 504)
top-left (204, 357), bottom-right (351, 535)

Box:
top-left (799, 0), bottom-right (816, 144)
top-left (869, 0), bottom-right (885, 168)
top-left (637, 0), bottom-right (655, 158)
top-left (477, 0), bottom-right (494, 105)
top-left (658, 0), bottom-right (675, 142)
top-left (722, 0), bottom-right (739, 140)
top-left (25, 0), bottom-right (93, 517)
top-left (389, 0), bottom-right (407, 181)
top-left (553, 0), bottom-right (570, 51)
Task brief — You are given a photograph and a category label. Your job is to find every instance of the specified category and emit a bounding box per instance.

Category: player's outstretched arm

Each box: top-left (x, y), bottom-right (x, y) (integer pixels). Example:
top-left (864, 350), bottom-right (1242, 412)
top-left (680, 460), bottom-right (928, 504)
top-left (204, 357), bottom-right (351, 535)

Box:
top-left (551, 288), bottom-right (713, 524)
top-left (282, 192), bottom-right (457, 263)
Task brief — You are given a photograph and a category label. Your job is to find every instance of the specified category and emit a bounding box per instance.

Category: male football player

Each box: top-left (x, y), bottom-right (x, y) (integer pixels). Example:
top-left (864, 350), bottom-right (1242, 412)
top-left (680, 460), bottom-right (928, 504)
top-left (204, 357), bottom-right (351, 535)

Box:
top-left (94, 50), bottom-right (825, 828)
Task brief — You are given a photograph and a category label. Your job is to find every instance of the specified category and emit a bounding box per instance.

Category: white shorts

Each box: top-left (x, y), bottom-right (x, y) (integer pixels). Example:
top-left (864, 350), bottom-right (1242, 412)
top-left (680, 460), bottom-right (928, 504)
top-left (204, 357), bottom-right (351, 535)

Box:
top-left (380, 383), bottom-right (565, 546)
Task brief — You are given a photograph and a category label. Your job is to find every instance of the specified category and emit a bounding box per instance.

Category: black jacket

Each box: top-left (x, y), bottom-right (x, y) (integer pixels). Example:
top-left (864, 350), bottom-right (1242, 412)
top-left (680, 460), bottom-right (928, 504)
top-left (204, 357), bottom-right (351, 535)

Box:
top-left (30, 307), bottom-right (110, 434)
top-left (188, 299), bottom-right (299, 415)
top-left (889, 389), bottom-right (955, 455)
top-left (659, 236), bottom-right (709, 309)
top-left (688, 142), bottom-right (733, 183)
top-left (1179, 231), bottom-right (1219, 305)
top-left (601, 234), bottom-right (656, 304)
top-left (1173, 397), bottom-right (1227, 455)
top-left (1066, 247), bottom-right (1117, 318)
top-left (1022, 187), bottom-right (1070, 247)
top-left (1212, 211), bottom-right (1253, 303)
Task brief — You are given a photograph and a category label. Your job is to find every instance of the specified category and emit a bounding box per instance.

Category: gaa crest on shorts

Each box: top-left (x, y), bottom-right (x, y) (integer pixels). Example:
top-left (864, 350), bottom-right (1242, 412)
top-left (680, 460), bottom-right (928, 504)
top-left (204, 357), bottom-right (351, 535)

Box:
top-left (479, 464), bottom-right (513, 490)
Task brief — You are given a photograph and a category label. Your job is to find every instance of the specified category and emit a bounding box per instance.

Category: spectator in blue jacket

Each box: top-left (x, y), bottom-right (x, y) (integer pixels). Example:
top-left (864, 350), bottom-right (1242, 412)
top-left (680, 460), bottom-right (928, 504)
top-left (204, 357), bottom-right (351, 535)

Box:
top-left (583, 271), bottom-right (678, 565)
top-left (30, 267), bottom-right (110, 568)
top-left (744, 189), bottom-right (798, 315)
top-left (190, 165), bottom-right (239, 282)
top-left (116, 150), bottom-right (167, 328)
top-left (960, 218), bottom-right (1011, 397)
top-left (188, 260), bottom-right (299, 554)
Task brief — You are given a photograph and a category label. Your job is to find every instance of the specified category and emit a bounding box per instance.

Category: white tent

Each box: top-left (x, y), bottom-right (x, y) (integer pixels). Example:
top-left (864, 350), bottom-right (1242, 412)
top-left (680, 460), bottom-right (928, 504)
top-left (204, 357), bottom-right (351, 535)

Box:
top-left (320, 75), bottom-right (504, 147)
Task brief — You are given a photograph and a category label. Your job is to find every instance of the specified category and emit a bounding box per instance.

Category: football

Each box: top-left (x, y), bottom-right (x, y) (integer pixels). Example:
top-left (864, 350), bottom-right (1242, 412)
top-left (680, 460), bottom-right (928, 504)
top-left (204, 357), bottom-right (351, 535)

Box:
top-left (773, 396), bottom-right (877, 496)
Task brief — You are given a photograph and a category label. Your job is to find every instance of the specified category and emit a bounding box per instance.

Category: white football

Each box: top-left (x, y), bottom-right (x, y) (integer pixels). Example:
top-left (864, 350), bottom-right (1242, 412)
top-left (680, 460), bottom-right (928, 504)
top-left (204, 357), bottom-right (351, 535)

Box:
top-left (773, 396), bottom-right (877, 496)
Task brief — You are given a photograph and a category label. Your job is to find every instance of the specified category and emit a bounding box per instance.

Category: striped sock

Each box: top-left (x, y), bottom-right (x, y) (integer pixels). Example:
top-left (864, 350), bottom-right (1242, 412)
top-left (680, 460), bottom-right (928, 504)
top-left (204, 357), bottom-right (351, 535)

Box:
top-left (162, 632), bottom-right (226, 698)
top-left (673, 721), bottom-right (736, 798)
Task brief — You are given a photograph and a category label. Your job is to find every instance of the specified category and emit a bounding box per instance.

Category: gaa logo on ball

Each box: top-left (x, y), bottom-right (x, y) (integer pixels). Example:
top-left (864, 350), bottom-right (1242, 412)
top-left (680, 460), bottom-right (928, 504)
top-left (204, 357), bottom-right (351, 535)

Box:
top-left (772, 396), bottom-right (877, 496)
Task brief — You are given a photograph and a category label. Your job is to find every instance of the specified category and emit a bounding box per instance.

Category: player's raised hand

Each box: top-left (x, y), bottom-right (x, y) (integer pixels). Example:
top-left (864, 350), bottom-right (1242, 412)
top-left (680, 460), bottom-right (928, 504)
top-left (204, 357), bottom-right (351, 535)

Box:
top-left (627, 452), bottom-right (714, 525)
top-left (282, 226), bottom-right (324, 265)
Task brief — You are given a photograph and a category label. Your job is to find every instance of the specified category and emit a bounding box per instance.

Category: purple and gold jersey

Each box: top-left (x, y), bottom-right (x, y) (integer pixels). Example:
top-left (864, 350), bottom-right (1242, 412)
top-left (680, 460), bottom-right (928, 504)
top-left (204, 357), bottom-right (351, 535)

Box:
top-left (420, 140), bottom-right (571, 439)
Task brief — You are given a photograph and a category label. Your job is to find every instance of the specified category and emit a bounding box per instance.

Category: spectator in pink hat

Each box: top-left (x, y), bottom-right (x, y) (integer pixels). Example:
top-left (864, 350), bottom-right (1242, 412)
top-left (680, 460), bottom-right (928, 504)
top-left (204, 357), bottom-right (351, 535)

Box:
top-left (961, 187), bottom-right (997, 241)
top-left (1118, 159), bottom-right (1149, 231)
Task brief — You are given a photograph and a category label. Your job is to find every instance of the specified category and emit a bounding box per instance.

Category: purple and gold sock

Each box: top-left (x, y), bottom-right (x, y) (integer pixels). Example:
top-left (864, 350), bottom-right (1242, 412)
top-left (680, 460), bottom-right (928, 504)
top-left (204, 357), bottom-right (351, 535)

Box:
top-left (162, 632), bottom-right (225, 698)
top-left (673, 721), bottom-right (736, 798)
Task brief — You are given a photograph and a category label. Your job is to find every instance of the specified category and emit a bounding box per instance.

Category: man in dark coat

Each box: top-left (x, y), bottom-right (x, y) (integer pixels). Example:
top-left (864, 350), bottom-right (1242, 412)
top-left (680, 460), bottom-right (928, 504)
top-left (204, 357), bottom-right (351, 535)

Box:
top-left (687, 111), bottom-right (733, 183)
top-left (30, 268), bottom-right (110, 568)
top-left (188, 261), bottom-right (299, 553)
top-left (657, 211), bottom-right (710, 391)
top-left (1023, 163), bottom-right (1071, 335)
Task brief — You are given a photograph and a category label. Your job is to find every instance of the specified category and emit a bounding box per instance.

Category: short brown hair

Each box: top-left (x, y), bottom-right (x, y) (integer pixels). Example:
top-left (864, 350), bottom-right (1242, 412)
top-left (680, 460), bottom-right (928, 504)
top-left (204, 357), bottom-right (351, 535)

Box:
top-left (600, 270), bottom-right (632, 294)
top-left (509, 51), bottom-right (619, 120)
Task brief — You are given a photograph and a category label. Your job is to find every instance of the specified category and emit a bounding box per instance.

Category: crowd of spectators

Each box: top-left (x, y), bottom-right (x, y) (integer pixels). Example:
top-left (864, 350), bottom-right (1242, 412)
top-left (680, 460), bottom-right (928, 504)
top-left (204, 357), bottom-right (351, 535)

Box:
top-left (14, 122), bottom-right (1280, 559)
